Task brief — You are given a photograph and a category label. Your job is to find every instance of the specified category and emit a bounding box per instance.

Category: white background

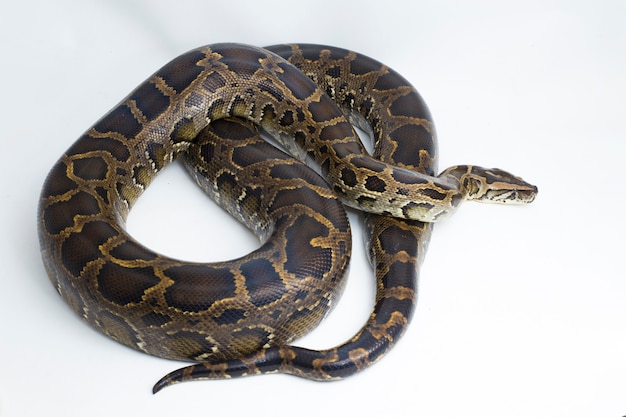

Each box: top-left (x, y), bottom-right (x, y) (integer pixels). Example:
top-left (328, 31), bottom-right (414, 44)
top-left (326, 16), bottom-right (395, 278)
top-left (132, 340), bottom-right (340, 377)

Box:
top-left (1, 0), bottom-right (625, 416)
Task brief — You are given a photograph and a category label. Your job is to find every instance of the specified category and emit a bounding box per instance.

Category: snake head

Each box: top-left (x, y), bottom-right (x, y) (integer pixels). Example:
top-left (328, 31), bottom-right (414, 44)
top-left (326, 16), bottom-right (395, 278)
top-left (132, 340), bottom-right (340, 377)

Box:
top-left (442, 166), bottom-right (538, 204)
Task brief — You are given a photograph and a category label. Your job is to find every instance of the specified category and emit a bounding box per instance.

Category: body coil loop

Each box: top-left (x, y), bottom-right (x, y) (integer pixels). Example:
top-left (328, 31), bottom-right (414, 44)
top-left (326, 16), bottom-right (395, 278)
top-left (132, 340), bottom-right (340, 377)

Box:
top-left (37, 43), bottom-right (537, 392)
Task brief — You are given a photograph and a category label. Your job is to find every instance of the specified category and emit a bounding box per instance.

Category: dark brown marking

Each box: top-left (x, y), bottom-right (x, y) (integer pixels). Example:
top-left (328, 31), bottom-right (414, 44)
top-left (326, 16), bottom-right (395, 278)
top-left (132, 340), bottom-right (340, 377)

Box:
top-left (270, 187), bottom-right (335, 216)
top-left (308, 99), bottom-right (342, 123)
top-left (213, 44), bottom-right (265, 77)
top-left (44, 191), bottom-right (101, 235)
top-left (318, 122), bottom-right (353, 143)
top-left (213, 308), bottom-right (247, 325)
top-left (209, 118), bottom-right (259, 140)
top-left (275, 62), bottom-right (317, 101)
top-left (60, 220), bottom-right (118, 277)
top-left (43, 162), bottom-right (76, 197)
top-left (282, 215), bottom-right (333, 278)
top-left (142, 312), bottom-right (173, 327)
top-left (97, 262), bottom-right (159, 305)
top-left (93, 105), bottom-right (142, 138)
top-left (202, 71), bottom-right (227, 93)
top-left (340, 168), bottom-right (358, 187)
top-left (240, 259), bottom-right (286, 307)
top-left (373, 72), bottom-right (406, 90)
top-left (365, 175), bottom-right (387, 193)
top-left (156, 50), bottom-right (206, 94)
top-left (258, 78), bottom-right (284, 101)
top-left (130, 81), bottom-right (170, 121)
top-left (350, 54), bottom-right (382, 76)
top-left (279, 110), bottom-right (294, 126)
top-left (351, 156), bottom-right (386, 172)
top-left (66, 135), bottom-right (130, 162)
top-left (388, 92), bottom-right (430, 119)
top-left (109, 241), bottom-right (157, 262)
top-left (146, 141), bottom-right (168, 171)
top-left (164, 265), bottom-right (236, 312)
top-left (72, 156), bottom-right (109, 181)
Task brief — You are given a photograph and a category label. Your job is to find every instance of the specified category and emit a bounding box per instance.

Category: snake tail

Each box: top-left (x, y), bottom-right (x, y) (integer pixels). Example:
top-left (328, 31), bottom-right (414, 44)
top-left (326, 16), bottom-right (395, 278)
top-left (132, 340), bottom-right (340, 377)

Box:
top-left (153, 214), bottom-right (432, 393)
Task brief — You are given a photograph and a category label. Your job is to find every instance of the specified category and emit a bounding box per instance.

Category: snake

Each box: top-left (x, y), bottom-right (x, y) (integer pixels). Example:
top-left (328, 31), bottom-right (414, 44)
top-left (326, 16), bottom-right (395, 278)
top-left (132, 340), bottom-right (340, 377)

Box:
top-left (37, 43), bottom-right (537, 393)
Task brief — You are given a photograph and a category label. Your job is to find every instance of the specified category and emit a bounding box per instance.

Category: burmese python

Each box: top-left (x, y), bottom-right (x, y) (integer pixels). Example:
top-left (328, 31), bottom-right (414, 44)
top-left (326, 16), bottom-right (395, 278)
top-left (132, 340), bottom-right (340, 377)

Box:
top-left (38, 43), bottom-right (537, 392)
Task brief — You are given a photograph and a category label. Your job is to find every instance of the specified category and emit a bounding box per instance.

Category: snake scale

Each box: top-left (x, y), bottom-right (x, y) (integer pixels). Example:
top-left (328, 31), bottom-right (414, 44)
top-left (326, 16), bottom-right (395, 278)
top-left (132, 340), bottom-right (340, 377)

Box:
top-left (38, 43), bottom-right (537, 392)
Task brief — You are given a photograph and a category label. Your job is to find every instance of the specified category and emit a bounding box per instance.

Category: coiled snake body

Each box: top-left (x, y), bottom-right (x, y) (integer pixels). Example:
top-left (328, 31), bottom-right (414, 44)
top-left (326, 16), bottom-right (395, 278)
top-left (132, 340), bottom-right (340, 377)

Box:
top-left (38, 43), bottom-right (537, 392)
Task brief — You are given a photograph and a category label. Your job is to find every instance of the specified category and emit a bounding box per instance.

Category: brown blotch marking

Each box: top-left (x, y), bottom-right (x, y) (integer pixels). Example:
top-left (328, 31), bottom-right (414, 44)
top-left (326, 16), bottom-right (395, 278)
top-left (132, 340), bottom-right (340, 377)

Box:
top-left (240, 187), bottom-right (262, 215)
top-left (270, 186), bottom-right (334, 215)
top-left (228, 95), bottom-right (249, 115)
top-left (373, 72), bottom-right (404, 90)
top-left (214, 44), bottom-right (264, 77)
top-left (349, 54), bottom-right (382, 76)
top-left (285, 301), bottom-right (329, 339)
top-left (198, 141), bottom-right (216, 163)
top-left (258, 78), bottom-right (284, 102)
top-left (94, 186), bottom-right (109, 205)
top-left (232, 141), bottom-right (279, 167)
top-left (373, 294), bottom-right (413, 328)
top-left (259, 103), bottom-right (277, 124)
top-left (43, 162), bottom-right (76, 196)
top-left (44, 191), bottom-right (101, 235)
top-left (356, 194), bottom-right (377, 207)
top-left (164, 265), bottom-right (236, 312)
top-left (155, 49), bottom-right (206, 93)
top-left (388, 92), bottom-right (430, 119)
top-left (308, 99), bottom-right (342, 123)
top-left (401, 201), bottom-right (435, 218)
top-left (295, 44), bottom-right (324, 61)
top-left (275, 61), bottom-right (318, 101)
top-left (269, 162), bottom-right (309, 181)
top-left (164, 330), bottom-right (218, 360)
top-left (132, 166), bottom-right (152, 188)
top-left (351, 156), bottom-right (386, 172)
top-left (318, 121), bottom-right (353, 143)
top-left (326, 65), bottom-right (341, 78)
top-left (93, 104), bottom-right (143, 138)
top-left (240, 258), bottom-right (286, 307)
top-left (207, 98), bottom-right (226, 121)
top-left (390, 167), bottom-right (429, 185)
top-left (389, 125), bottom-right (433, 167)
top-left (185, 91), bottom-right (205, 109)
top-left (98, 311), bottom-right (142, 349)
top-left (170, 117), bottom-right (197, 143)
top-left (60, 220), bottom-right (119, 277)
top-left (208, 118), bottom-right (259, 140)
top-left (72, 156), bottom-right (109, 181)
top-left (279, 110), bottom-right (294, 126)
top-left (417, 187), bottom-right (448, 200)
top-left (215, 171), bottom-right (238, 196)
top-left (282, 214), bottom-right (333, 278)
top-left (109, 240), bottom-right (157, 262)
top-left (203, 71), bottom-right (227, 93)
top-left (146, 141), bottom-right (168, 171)
top-left (129, 81), bottom-right (170, 121)
top-left (141, 311), bottom-right (173, 328)
top-left (230, 327), bottom-right (272, 355)
top-left (340, 167), bottom-right (358, 188)
top-left (213, 308), bottom-right (247, 325)
top-left (365, 175), bottom-right (387, 193)
top-left (97, 261), bottom-right (158, 305)
top-left (66, 135), bottom-right (130, 162)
